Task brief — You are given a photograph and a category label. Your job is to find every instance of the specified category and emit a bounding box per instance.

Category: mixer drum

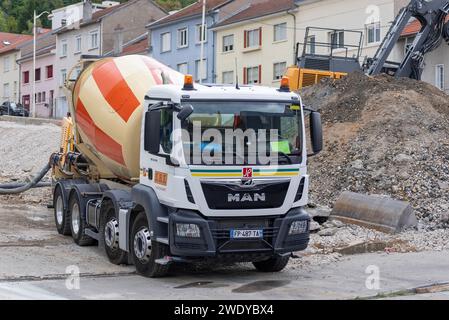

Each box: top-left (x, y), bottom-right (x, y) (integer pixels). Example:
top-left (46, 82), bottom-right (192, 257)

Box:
top-left (73, 55), bottom-right (184, 179)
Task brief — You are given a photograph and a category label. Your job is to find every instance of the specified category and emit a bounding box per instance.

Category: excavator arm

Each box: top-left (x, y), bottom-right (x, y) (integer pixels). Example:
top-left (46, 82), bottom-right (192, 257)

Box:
top-left (367, 0), bottom-right (449, 79)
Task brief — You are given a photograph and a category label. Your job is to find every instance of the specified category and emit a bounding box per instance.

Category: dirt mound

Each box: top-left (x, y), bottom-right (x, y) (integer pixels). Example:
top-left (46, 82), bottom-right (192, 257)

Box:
top-left (301, 72), bottom-right (449, 230)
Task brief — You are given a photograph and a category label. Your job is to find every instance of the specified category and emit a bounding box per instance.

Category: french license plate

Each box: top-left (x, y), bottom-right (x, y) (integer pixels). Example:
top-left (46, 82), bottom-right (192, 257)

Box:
top-left (230, 229), bottom-right (263, 239)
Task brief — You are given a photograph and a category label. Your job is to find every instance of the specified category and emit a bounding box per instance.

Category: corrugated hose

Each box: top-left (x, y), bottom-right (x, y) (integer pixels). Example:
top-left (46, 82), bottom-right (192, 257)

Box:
top-left (0, 163), bottom-right (51, 195)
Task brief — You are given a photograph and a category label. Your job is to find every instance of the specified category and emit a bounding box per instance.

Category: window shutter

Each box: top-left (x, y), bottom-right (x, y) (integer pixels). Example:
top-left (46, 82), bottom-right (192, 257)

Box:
top-left (244, 30), bottom-right (247, 48)
top-left (258, 65), bottom-right (262, 84)
top-left (259, 27), bottom-right (262, 46)
top-left (243, 67), bottom-right (247, 84)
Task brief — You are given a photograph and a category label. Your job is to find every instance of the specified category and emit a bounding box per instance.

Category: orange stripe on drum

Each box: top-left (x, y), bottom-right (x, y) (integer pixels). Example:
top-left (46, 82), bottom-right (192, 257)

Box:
top-left (76, 99), bottom-right (126, 166)
top-left (92, 59), bottom-right (140, 122)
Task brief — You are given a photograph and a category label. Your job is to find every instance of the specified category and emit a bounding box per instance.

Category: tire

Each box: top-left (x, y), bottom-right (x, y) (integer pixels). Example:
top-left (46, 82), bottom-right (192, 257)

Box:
top-left (131, 212), bottom-right (170, 278)
top-left (54, 186), bottom-right (71, 236)
top-left (253, 255), bottom-right (290, 273)
top-left (69, 192), bottom-right (96, 246)
top-left (99, 201), bottom-right (128, 265)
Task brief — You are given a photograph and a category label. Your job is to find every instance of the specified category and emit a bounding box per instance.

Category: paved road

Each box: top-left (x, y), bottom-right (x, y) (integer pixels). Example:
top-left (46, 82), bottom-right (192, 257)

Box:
top-left (1, 204), bottom-right (448, 300)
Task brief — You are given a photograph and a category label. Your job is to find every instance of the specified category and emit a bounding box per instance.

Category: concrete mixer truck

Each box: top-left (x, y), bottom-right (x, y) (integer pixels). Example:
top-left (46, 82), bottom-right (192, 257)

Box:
top-left (50, 55), bottom-right (323, 277)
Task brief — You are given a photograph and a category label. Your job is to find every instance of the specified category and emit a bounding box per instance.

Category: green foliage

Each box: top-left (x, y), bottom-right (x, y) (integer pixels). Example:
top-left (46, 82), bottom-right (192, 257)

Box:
top-left (0, 0), bottom-right (195, 35)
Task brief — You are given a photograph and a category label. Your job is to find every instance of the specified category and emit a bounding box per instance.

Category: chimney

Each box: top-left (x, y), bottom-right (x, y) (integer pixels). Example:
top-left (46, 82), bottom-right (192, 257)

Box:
top-left (113, 24), bottom-right (124, 55)
top-left (83, 0), bottom-right (93, 22)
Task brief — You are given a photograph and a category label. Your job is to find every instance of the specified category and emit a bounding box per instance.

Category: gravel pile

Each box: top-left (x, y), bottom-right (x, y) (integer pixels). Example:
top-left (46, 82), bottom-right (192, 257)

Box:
top-left (301, 72), bottom-right (449, 230)
top-left (0, 120), bottom-right (61, 204)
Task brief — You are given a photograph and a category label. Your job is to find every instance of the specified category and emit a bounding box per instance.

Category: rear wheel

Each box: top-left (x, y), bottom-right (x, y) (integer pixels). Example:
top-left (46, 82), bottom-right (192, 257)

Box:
top-left (54, 186), bottom-right (71, 236)
top-left (69, 193), bottom-right (96, 246)
top-left (100, 202), bottom-right (128, 265)
top-left (131, 212), bottom-right (170, 278)
top-left (253, 255), bottom-right (290, 273)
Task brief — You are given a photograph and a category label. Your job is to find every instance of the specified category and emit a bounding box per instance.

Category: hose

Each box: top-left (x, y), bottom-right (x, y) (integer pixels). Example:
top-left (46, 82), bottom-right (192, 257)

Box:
top-left (0, 182), bottom-right (51, 189)
top-left (0, 163), bottom-right (51, 195)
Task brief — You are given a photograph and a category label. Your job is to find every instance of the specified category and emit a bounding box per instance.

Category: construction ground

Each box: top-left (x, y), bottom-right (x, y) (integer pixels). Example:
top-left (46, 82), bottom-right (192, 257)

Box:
top-left (1, 73), bottom-right (449, 299)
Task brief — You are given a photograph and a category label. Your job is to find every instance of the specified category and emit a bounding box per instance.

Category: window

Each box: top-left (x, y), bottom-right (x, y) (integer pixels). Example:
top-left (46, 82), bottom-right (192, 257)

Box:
top-left (244, 28), bottom-right (261, 48)
top-left (273, 62), bottom-right (287, 80)
top-left (274, 23), bottom-right (287, 42)
top-left (306, 35), bottom-right (316, 54)
top-left (43, 92), bottom-right (46, 102)
top-left (195, 59), bottom-right (207, 81)
top-left (177, 63), bottom-right (188, 75)
top-left (3, 56), bottom-right (10, 72)
top-left (60, 40), bottom-right (68, 57)
top-left (435, 64), bottom-right (444, 91)
top-left (366, 22), bottom-right (381, 44)
top-left (89, 30), bottom-right (99, 50)
top-left (3, 83), bottom-right (10, 99)
top-left (244, 66), bottom-right (261, 84)
top-left (160, 109), bottom-right (174, 154)
top-left (75, 35), bottom-right (82, 53)
top-left (161, 32), bottom-right (171, 52)
top-left (23, 71), bottom-right (30, 84)
top-left (223, 35), bottom-right (234, 52)
top-left (177, 28), bottom-right (188, 48)
top-left (329, 31), bottom-right (344, 49)
top-left (222, 71), bottom-right (234, 84)
top-left (404, 36), bottom-right (415, 55)
top-left (13, 54), bottom-right (17, 69)
top-left (38, 92), bottom-right (42, 103)
top-left (35, 68), bottom-right (41, 82)
top-left (46, 65), bottom-right (53, 79)
top-left (60, 69), bottom-right (67, 86)
top-left (196, 24), bottom-right (207, 44)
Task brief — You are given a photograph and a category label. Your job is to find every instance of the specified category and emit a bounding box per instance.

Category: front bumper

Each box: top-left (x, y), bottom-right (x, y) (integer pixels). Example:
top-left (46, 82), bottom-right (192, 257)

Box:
top-left (168, 207), bottom-right (310, 258)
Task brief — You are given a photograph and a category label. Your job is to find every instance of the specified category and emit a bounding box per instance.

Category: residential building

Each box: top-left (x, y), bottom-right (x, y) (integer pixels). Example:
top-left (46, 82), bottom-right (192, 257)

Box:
top-left (0, 33), bottom-right (33, 104)
top-left (147, 0), bottom-right (253, 83)
top-left (17, 32), bottom-right (57, 118)
top-left (53, 0), bottom-right (166, 118)
top-left (212, 0), bottom-right (297, 86)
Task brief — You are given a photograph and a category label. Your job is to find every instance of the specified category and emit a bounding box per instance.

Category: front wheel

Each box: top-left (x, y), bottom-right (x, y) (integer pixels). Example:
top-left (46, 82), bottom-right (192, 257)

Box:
top-left (253, 255), bottom-right (290, 273)
top-left (131, 212), bottom-right (170, 278)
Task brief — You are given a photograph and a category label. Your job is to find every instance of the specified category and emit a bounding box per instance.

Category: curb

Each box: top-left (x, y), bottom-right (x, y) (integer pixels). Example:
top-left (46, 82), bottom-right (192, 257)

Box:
top-left (0, 115), bottom-right (62, 126)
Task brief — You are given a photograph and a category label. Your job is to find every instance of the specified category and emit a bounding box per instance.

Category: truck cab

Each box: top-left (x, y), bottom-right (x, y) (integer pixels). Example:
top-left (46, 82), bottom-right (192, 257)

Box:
top-left (128, 76), bottom-right (323, 276)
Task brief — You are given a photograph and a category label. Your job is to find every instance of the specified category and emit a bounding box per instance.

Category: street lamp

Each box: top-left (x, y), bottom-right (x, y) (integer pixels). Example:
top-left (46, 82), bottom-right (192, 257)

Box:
top-left (32, 10), bottom-right (49, 118)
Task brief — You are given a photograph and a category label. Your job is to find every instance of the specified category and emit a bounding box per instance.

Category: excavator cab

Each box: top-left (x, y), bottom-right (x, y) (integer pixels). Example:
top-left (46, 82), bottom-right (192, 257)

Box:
top-left (286, 27), bottom-right (363, 91)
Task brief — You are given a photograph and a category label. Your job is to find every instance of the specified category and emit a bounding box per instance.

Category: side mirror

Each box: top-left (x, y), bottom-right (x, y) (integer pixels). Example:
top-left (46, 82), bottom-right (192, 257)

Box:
top-left (144, 110), bottom-right (161, 154)
top-left (309, 111), bottom-right (323, 155)
top-left (177, 104), bottom-right (194, 121)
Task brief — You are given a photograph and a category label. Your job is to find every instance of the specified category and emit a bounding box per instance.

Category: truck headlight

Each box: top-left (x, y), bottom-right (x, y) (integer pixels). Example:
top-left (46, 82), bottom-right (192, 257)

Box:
top-left (289, 220), bottom-right (308, 235)
top-left (176, 224), bottom-right (201, 238)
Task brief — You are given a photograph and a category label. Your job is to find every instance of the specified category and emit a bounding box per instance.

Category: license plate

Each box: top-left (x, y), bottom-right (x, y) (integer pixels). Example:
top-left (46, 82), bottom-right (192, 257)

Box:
top-left (230, 229), bottom-right (263, 239)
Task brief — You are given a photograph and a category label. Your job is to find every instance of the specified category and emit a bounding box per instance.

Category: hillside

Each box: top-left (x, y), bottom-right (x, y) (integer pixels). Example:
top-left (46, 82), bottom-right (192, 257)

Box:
top-left (0, 0), bottom-right (195, 34)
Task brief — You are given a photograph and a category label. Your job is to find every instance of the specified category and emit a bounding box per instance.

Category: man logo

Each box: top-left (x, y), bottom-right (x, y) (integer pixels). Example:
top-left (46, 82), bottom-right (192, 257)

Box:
top-left (242, 168), bottom-right (253, 179)
top-left (228, 193), bottom-right (266, 202)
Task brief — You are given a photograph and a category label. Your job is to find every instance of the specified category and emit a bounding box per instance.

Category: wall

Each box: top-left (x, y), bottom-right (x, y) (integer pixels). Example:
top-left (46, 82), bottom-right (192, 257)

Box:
top-left (20, 53), bottom-right (57, 118)
top-left (149, 15), bottom-right (216, 83)
top-left (215, 13), bottom-right (295, 87)
top-left (0, 50), bottom-right (21, 103)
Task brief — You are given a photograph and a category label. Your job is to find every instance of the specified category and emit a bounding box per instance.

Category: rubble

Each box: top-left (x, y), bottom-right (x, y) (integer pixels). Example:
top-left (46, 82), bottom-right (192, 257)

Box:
top-left (301, 72), bottom-right (449, 230)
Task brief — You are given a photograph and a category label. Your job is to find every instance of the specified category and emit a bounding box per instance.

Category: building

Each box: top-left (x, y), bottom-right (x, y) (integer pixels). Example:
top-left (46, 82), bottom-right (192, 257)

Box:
top-left (0, 33), bottom-right (33, 104)
top-left (53, 0), bottom-right (167, 118)
top-left (212, 0), bottom-right (297, 86)
top-left (17, 32), bottom-right (57, 118)
top-left (147, 0), bottom-right (250, 83)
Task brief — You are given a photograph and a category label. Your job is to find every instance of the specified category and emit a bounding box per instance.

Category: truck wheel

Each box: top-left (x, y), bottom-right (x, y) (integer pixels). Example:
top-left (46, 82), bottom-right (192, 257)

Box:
top-left (69, 193), bottom-right (96, 246)
top-left (54, 186), bottom-right (71, 236)
top-left (131, 212), bottom-right (170, 278)
top-left (253, 255), bottom-right (290, 273)
top-left (100, 202), bottom-right (128, 265)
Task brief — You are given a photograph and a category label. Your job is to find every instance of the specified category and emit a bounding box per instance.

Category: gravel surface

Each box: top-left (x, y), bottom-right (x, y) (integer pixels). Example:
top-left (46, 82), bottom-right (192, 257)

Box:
top-left (301, 72), bottom-right (449, 230)
top-left (0, 120), bottom-right (60, 205)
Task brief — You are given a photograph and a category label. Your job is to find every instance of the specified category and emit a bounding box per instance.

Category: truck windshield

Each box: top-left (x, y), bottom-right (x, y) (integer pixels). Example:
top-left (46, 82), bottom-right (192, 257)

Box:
top-left (180, 101), bottom-right (303, 166)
